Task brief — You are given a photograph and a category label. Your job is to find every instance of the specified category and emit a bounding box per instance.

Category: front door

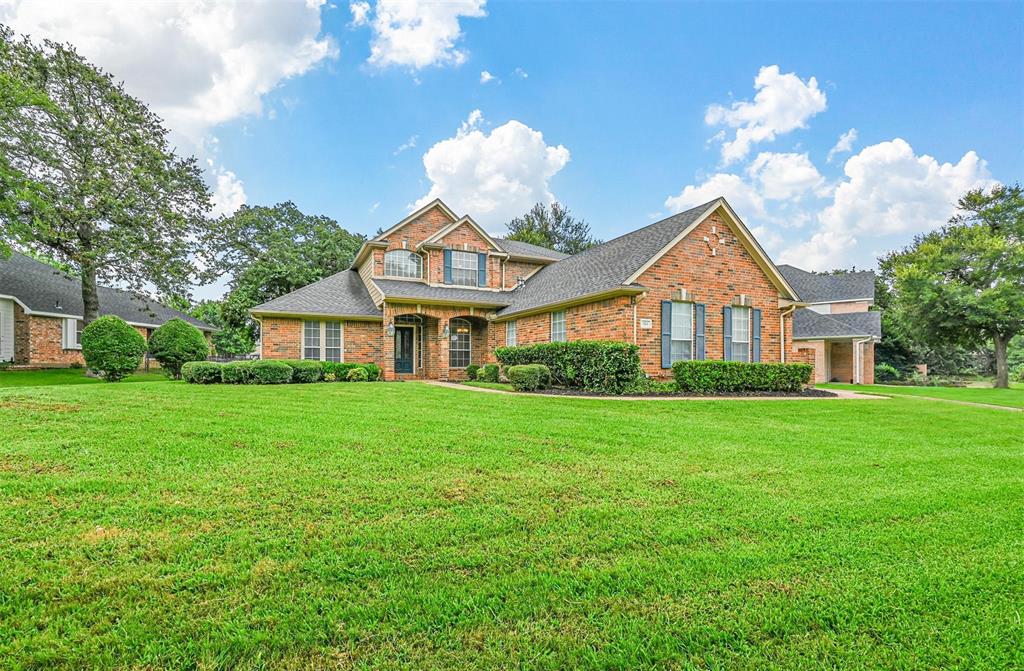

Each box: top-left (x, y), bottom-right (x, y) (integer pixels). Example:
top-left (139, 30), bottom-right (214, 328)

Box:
top-left (395, 326), bottom-right (414, 374)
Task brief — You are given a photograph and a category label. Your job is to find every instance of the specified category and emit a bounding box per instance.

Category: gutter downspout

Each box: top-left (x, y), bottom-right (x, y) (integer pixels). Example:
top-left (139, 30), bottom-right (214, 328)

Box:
top-left (853, 336), bottom-right (873, 383)
top-left (779, 305), bottom-right (797, 363)
top-left (253, 316), bottom-right (264, 359)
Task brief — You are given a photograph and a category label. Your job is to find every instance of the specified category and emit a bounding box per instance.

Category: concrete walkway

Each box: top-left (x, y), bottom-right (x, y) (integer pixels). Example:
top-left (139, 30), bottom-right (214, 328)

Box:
top-left (421, 380), bottom-right (887, 401)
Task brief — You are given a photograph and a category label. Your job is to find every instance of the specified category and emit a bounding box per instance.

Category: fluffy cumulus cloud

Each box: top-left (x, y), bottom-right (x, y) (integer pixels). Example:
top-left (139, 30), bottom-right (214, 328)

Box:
top-left (358, 0), bottom-right (486, 70)
top-left (665, 173), bottom-right (765, 219)
top-left (706, 65), bottom-right (827, 164)
top-left (479, 70), bottom-right (495, 84)
top-left (210, 168), bottom-right (247, 218)
top-left (414, 110), bottom-right (571, 225)
top-left (746, 152), bottom-right (826, 201)
top-left (1, 0), bottom-right (339, 212)
top-left (827, 128), bottom-right (858, 163)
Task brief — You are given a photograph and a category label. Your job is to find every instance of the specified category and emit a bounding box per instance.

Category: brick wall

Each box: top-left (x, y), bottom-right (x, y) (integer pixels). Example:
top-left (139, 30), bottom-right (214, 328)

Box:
top-left (345, 320), bottom-right (383, 363)
top-left (261, 317), bottom-right (302, 359)
top-left (502, 260), bottom-right (544, 288)
top-left (13, 309), bottom-right (165, 368)
top-left (382, 303), bottom-right (494, 381)
top-left (260, 317), bottom-right (383, 364)
top-left (830, 342), bottom-right (853, 382)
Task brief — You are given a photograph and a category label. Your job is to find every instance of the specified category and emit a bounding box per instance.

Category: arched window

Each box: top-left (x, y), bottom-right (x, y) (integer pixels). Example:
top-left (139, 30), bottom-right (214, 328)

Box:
top-left (449, 318), bottom-right (471, 368)
top-left (384, 250), bottom-right (422, 278)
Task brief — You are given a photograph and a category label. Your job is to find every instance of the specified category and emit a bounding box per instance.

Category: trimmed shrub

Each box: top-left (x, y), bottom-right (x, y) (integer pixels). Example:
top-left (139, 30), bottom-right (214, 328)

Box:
top-left (507, 364), bottom-right (551, 392)
top-left (672, 360), bottom-right (812, 394)
top-left (182, 361), bottom-right (222, 384)
top-left (220, 361), bottom-right (254, 384)
top-left (363, 363), bottom-right (381, 381)
top-left (283, 359), bottom-right (323, 383)
top-left (465, 364), bottom-right (481, 380)
top-left (874, 362), bottom-right (900, 383)
top-left (81, 315), bottom-right (146, 382)
top-left (250, 360), bottom-right (293, 384)
top-left (322, 362), bottom-right (379, 381)
top-left (495, 341), bottom-right (642, 393)
top-left (347, 367), bottom-right (369, 382)
top-left (324, 372), bottom-right (337, 382)
top-left (148, 318), bottom-right (209, 379)
top-left (480, 363), bottom-right (500, 383)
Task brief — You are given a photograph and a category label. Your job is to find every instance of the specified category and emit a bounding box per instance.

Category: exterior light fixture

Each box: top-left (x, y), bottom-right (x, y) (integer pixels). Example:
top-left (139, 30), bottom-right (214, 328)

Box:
top-left (386, 321), bottom-right (395, 337)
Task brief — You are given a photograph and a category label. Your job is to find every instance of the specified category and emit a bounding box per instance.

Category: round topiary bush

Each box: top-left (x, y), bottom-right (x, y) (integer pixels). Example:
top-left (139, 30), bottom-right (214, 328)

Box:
top-left (220, 360), bottom-right (254, 384)
top-left (346, 367), bottom-right (369, 382)
top-left (181, 361), bottom-right (222, 384)
top-left (81, 315), bottom-right (146, 382)
top-left (250, 360), bottom-right (293, 384)
top-left (148, 318), bottom-right (210, 379)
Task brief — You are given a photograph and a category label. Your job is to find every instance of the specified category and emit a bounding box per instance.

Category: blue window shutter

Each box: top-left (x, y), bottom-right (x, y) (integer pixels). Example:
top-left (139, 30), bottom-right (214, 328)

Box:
top-left (443, 249), bottom-right (452, 284)
top-left (661, 301), bottom-right (672, 368)
top-left (753, 308), bottom-right (762, 362)
top-left (695, 303), bottom-right (706, 360)
top-left (478, 252), bottom-right (487, 287)
top-left (722, 306), bottom-right (732, 361)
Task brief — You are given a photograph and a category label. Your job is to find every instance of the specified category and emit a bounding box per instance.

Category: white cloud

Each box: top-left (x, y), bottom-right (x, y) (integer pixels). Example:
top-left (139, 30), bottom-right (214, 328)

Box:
top-left (513, 67), bottom-right (528, 79)
top-left (479, 70), bottom-right (495, 84)
top-left (415, 110), bottom-right (571, 225)
top-left (746, 152), bottom-right (825, 201)
top-left (361, 0), bottom-right (486, 70)
top-left (826, 128), bottom-right (858, 163)
top-left (369, 201), bottom-right (381, 214)
top-left (210, 168), bottom-right (247, 218)
top-left (349, 0), bottom-right (371, 26)
top-left (706, 65), bottom-right (827, 164)
top-left (664, 173), bottom-right (765, 219)
top-left (393, 135), bottom-right (418, 155)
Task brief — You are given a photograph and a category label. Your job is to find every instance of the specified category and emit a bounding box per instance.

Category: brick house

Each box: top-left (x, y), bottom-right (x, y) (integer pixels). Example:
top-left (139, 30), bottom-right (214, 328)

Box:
top-left (778, 265), bottom-right (881, 384)
top-left (251, 197), bottom-right (878, 382)
top-left (0, 252), bottom-right (214, 367)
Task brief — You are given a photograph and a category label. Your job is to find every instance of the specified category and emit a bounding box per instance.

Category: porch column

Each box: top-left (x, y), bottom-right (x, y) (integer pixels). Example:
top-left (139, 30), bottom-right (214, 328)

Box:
top-left (437, 317), bottom-right (450, 381)
top-left (381, 307), bottom-right (396, 381)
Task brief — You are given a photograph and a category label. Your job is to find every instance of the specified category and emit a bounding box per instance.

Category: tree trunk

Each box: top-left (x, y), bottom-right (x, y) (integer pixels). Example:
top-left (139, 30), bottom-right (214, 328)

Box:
top-left (993, 332), bottom-right (1010, 389)
top-left (80, 255), bottom-right (100, 325)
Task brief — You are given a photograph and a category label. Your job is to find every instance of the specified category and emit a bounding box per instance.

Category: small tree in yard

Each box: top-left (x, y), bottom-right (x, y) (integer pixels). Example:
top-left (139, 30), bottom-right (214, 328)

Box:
top-left (883, 184), bottom-right (1024, 388)
top-left (148, 318), bottom-right (209, 379)
top-left (0, 28), bottom-right (216, 325)
top-left (81, 316), bottom-right (146, 381)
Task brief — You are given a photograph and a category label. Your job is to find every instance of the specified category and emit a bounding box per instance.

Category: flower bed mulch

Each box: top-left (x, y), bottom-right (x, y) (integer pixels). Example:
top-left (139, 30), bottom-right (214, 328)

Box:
top-left (522, 387), bottom-right (838, 399)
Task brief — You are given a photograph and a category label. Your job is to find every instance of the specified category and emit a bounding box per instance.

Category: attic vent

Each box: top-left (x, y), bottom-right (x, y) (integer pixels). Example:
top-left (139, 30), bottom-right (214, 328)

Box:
top-left (402, 239), bottom-right (408, 249)
top-left (672, 288), bottom-right (690, 302)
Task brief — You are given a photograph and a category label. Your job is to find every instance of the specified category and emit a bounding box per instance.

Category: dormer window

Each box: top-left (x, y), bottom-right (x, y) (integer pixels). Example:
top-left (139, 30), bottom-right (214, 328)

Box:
top-left (384, 250), bottom-right (422, 279)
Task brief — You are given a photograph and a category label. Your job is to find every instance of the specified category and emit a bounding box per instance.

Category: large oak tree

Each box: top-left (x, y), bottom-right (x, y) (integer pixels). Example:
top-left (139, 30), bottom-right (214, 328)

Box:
top-left (0, 28), bottom-right (215, 323)
top-left (505, 202), bottom-right (599, 255)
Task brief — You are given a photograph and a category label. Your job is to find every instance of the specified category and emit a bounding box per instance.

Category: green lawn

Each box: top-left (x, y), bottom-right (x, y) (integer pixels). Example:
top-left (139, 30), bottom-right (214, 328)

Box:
top-left (462, 380), bottom-right (514, 392)
top-left (822, 382), bottom-right (1024, 409)
top-left (2, 380), bottom-right (1022, 669)
top-left (0, 367), bottom-right (168, 387)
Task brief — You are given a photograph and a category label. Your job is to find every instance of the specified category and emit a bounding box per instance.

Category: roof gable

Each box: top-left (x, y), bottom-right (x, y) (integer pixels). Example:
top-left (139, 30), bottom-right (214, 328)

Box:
top-left (250, 269), bottom-right (382, 319)
top-left (777, 265), bottom-right (875, 304)
top-left (419, 215), bottom-right (503, 252)
top-left (372, 199), bottom-right (459, 243)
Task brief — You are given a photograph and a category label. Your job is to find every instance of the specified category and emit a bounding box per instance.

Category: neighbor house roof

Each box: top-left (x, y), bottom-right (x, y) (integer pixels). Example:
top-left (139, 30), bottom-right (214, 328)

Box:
top-left (374, 280), bottom-right (511, 307)
top-left (250, 269), bottom-right (382, 319)
top-left (777, 265), bottom-right (875, 304)
top-left (0, 252), bottom-right (214, 330)
top-left (792, 308), bottom-right (881, 340)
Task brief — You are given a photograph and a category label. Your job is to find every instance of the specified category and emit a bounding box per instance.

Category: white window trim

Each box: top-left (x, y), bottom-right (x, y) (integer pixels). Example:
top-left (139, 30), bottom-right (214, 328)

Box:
top-left (449, 318), bottom-right (471, 368)
top-left (62, 317), bottom-right (83, 350)
top-left (450, 250), bottom-right (480, 287)
top-left (506, 320), bottom-right (517, 347)
top-left (670, 301), bottom-right (694, 363)
top-left (731, 306), bottom-right (751, 362)
top-left (302, 320), bottom-right (344, 362)
top-left (383, 250), bottom-right (423, 279)
top-left (551, 310), bottom-right (567, 342)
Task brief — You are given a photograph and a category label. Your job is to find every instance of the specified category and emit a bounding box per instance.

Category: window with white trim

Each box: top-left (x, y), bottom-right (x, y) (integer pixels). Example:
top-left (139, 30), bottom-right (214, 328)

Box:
top-left (670, 302), bottom-right (693, 362)
top-left (449, 318), bottom-right (471, 368)
top-left (450, 250), bottom-right (479, 286)
top-left (551, 310), bottom-right (566, 342)
top-left (303, 320), bottom-right (343, 361)
top-left (383, 250), bottom-right (422, 278)
top-left (63, 318), bottom-right (84, 349)
top-left (731, 306), bottom-right (750, 362)
top-left (506, 320), bottom-right (517, 347)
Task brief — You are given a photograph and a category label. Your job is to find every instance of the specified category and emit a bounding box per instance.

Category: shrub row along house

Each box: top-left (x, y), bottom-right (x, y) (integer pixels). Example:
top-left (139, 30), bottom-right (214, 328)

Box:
top-left (250, 197), bottom-right (881, 383)
top-left (0, 252), bottom-right (214, 367)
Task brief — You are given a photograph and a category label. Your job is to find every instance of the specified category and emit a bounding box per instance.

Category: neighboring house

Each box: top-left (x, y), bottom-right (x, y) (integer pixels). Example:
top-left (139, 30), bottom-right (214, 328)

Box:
top-left (0, 252), bottom-right (214, 366)
top-left (250, 196), bottom-right (864, 382)
top-left (778, 265), bottom-right (881, 384)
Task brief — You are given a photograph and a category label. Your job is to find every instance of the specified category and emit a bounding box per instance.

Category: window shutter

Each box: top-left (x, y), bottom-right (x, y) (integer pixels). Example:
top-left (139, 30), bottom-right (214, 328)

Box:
top-left (722, 306), bottom-right (732, 361)
top-left (477, 252), bottom-right (487, 287)
top-left (752, 308), bottom-right (762, 362)
top-left (695, 303), bottom-right (706, 360)
top-left (443, 249), bottom-right (453, 284)
top-left (62, 318), bottom-right (72, 349)
top-left (660, 301), bottom-right (672, 369)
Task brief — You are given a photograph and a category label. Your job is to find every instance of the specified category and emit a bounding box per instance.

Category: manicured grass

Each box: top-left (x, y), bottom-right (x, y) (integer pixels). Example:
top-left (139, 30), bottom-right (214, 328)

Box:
top-left (2, 381), bottom-right (1022, 669)
top-left (0, 367), bottom-right (168, 388)
top-left (462, 380), bottom-right (514, 391)
top-left (822, 382), bottom-right (1024, 409)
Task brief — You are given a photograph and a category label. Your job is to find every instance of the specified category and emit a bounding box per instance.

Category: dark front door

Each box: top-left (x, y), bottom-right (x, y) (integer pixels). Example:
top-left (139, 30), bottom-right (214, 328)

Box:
top-left (395, 326), bottom-right (414, 374)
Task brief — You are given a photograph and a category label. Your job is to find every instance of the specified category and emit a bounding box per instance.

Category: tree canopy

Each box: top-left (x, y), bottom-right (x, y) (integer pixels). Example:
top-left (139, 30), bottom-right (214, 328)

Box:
top-left (882, 184), bottom-right (1024, 387)
top-left (505, 202), bottom-right (599, 255)
top-left (0, 28), bottom-right (216, 323)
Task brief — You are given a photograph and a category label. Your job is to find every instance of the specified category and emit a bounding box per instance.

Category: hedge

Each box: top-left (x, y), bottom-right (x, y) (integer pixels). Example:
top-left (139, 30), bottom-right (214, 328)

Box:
top-left (148, 318), bottom-right (209, 379)
top-left (507, 364), bottom-right (550, 392)
top-left (495, 341), bottom-right (642, 393)
top-left (480, 363), bottom-right (500, 383)
top-left (672, 360), bottom-right (813, 394)
top-left (346, 367), bottom-right (369, 382)
top-left (250, 360), bottom-right (293, 384)
top-left (220, 361), bottom-right (253, 384)
top-left (322, 362), bottom-right (380, 381)
top-left (276, 359), bottom-right (323, 383)
top-left (81, 315), bottom-right (147, 382)
top-left (465, 364), bottom-right (481, 380)
top-left (181, 361), bottom-right (222, 384)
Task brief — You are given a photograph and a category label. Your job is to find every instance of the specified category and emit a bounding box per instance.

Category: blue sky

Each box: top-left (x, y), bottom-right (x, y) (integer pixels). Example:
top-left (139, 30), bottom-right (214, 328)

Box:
top-left (4, 1), bottom-right (1022, 297)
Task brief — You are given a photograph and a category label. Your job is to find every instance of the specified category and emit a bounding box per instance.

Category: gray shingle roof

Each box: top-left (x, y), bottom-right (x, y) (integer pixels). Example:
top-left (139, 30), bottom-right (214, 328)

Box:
top-left (792, 308), bottom-right (881, 339)
top-left (496, 201), bottom-right (718, 316)
top-left (777, 265), bottom-right (875, 304)
top-left (374, 280), bottom-right (511, 306)
top-left (492, 238), bottom-right (569, 261)
top-left (0, 252), bottom-right (214, 330)
top-left (251, 269), bottom-right (382, 317)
